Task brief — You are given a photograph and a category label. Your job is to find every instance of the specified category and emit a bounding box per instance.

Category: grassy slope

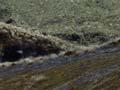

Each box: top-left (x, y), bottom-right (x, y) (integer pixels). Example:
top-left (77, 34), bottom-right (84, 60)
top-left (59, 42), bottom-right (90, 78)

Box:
top-left (1, 0), bottom-right (120, 45)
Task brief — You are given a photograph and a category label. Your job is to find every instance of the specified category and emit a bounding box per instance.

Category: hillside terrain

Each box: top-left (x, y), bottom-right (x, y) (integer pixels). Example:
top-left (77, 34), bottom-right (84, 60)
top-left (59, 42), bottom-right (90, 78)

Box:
top-left (1, 0), bottom-right (120, 45)
top-left (0, 0), bottom-right (120, 90)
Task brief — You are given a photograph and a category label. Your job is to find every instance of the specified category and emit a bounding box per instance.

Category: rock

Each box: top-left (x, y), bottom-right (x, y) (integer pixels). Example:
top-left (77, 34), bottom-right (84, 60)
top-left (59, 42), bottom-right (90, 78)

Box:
top-left (0, 29), bottom-right (10, 43)
top-left (64, 51), bottom-right (77, 56)
top-left (5, 18), bottom-right (16, 25)
top-left (49, 54), bottom-right (58, 59)
top-left (0, 25), bottom-right (62, 62)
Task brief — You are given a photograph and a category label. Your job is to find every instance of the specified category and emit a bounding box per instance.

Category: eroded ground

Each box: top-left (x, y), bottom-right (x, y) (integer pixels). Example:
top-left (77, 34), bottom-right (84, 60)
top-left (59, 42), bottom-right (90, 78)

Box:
top-left (0, 42), bottom-right (120, 90)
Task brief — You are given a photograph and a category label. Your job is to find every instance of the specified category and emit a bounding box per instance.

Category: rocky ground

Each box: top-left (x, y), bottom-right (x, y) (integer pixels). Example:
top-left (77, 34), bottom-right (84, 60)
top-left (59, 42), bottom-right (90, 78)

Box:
top-left (0, 21), bottom-right (120, 90)
top-left (0, 38), bottom-right (120, 90)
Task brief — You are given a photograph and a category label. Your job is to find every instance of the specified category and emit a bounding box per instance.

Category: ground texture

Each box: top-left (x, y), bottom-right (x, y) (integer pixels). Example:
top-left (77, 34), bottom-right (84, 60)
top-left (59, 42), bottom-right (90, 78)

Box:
top-left (0, 0), bottom-right (120, 90)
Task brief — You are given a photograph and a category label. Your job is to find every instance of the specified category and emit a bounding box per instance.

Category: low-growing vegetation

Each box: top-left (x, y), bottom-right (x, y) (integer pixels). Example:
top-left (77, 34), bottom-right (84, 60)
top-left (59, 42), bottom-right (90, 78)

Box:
top-left (0, 0), bottom-right (120, 45)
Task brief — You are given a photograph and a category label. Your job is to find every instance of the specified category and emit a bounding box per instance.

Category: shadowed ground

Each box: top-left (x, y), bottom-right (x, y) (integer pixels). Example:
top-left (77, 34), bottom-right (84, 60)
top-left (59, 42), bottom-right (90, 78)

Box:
top-left (0, 43), bottom-right (120, 90)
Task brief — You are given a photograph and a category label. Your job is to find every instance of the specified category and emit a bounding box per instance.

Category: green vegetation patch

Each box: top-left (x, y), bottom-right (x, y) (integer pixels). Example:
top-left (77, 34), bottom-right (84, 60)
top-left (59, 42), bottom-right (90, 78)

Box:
top-left (0, 0), bottom-right (120, 45)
